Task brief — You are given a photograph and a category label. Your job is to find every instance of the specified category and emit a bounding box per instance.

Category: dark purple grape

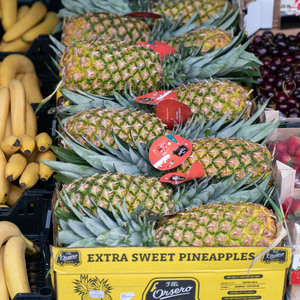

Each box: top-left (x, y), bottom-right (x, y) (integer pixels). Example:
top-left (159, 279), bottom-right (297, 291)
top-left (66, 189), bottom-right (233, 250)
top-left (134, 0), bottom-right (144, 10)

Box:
top-left (288, 44), bottom-right (300, 53)
top-left (295, 51), bottom-right (300, 60)
top-left (281, 49), bottom-right (289, 56)
top-left (269, 64), bottom-right (278, 72)
top-left (265, 90), bottom-right (276, 100)
top-left (260, 68), bottom-right (270, 77)
top-left (269, 47), bottom-right (279, 56)
top-left (276, 71), bottom-right (285, 78)
top-left (261, 82), bottom-right (273, 91)
top-left (262, 30), bottom-right (274, 40)
top-left (293, 89), bottom-right (300, 97)
top-left (294, 74), bottom-right (300, 84)
top-left (263, 40), bottom-right (272, 48)
top-left (284, 55), bottom-right (295, 64)
top-left (287, 96), bottom-right (298, 107)
top-left (262, 57), bottom-right (272, 66)
top-left (277, 92), bottom-right (287, 102)
top-left (276, 40), bottom-right (287, 49)
top-left (288, 35), bottom-right (297, 43)
top-left (256, 77), bottom-right (264, 84)
top-left (288, 107), bottom-right (300, 115)
top-left (267, 75), bottom-right (276, 84)
top-left (294, 69), bottom-right (300, 76)
top-left (256, 95), bottom-right (268, 104)
top-left (274, 33), bottom-right (286, 41)
top-left (273, 57), bottom-right (282, 65)
top-left (276, 102), bottom-right (289, 112)
top-left (253, 35), bottom-right (262, 44)
top-left (276, 79), bottom-right (283, 89)
top-left (281, 64), bottom-right (292, 73)
top-left (255, 47), bottom-right (268, 57)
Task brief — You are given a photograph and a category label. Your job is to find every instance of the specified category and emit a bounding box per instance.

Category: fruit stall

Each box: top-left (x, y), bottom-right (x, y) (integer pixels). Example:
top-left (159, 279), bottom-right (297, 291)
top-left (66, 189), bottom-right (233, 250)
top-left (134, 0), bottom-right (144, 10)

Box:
top-left (1, 0), bottom-right (300, 299)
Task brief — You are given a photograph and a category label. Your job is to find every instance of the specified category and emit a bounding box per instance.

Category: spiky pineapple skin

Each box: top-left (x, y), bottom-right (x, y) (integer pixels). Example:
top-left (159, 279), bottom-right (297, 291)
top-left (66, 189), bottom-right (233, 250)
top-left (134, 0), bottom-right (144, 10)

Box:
top-left (175, 138), bottom-right (272, 182)
top-left (61, 173), bottom-right (174, 215)
top-left (61, 39), bottom-right (163, 96)
top-left (156, 202), bottom-right (277, 247)
top-left (62, 12), bottom-right (151, 46)
top-left (174, 81), bottom-right (248, 121)
top-left (167, 28), bottom-right (232, 53)
top-left (62, 108), bottom-right (165, 149)
top-left (154, 0), bottom-right (226, 25)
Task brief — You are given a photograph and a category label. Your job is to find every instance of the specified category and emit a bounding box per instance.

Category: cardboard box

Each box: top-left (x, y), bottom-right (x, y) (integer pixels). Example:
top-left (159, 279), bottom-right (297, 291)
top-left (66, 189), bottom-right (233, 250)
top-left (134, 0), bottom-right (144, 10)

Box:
top-left (50, 172), bottom-right (292, 300)
top-left (51, 245), bottom-right (291, 300)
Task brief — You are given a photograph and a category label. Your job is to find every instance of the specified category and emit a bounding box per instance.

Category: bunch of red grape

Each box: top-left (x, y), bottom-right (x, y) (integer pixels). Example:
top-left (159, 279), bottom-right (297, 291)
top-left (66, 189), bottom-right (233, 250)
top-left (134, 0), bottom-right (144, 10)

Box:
top-left (249, 30), bottom-right (300, 118)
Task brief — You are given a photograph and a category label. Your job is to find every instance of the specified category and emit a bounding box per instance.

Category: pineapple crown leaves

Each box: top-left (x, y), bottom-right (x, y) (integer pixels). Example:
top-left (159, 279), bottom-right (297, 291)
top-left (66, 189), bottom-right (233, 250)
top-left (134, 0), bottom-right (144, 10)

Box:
top-left (173, 98), bottom-right (280, 144)
top-left (73, 275), bottom-right (91, 295)
top-left (173, 172), bottom-right (273, 211)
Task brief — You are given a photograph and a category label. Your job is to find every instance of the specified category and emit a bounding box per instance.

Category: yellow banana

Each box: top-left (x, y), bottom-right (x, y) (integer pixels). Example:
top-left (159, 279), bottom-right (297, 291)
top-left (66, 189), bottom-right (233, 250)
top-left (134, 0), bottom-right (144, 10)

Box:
top-left (35, 132), bottom-right (52, 152)
top-left (0, 0), bottom-right (17, 31)
top-left (0, 54), bottom-right (35, 88)
top-left (0, 38), bottom-right (31, 52)
top-left (0, 149), bottom-right (9, 204)
top-left (0, 135), bottom-right (20, 156)
top-left (22, 11), bottom-right (60, 42)
top-left (18, 134), bottom-right (35, 156)
top-left (0, 246), bottom-right (9, 300)
top-left (5, 153), bottom-right (27, 182)
top-left (25, 101), bottom-right (37, 137)
top-left (9, 79), bottom-right (26, 136)
top-left (6, 184), bottom-right (23, 207)
top-left (19, 162), bottom-right (39, 190)
top-left (35, 150), bottom-right (56, 182)
top-left (0, 87), bottom-right (10, 143)
top-left (17, 5), bottom-right (29, 21)
top-left (21, 72), bottom-right (43, 103)
top-left (3, 2), bottom-right (47, 42)
top-left (3, 236), bottom-right (31, 299)
top-left (4, 112), bottom-right (12, 138)
top-left (0, 204), bottom-right (9, 208)
top-left (0, 221), bottom-right (33, 248)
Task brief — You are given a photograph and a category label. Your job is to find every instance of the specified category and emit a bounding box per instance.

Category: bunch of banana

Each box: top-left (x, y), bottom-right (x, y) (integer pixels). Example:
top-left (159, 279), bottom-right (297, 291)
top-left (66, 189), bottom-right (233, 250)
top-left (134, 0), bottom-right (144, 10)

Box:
top-left (0, 221), bottom-right (37, 299)
top-left (0, 0), bottom-right (60, 52)
top-left (0, 132), bottom-right (56, 207)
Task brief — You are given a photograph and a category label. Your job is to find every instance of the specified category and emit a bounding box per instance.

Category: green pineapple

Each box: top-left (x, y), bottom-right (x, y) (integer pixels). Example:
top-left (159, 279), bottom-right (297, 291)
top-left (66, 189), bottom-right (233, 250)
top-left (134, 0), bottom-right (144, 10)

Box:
top-left (58, 33), bottom-right (260, 97)
top-left (57, 195), bottom-right (278, 247)
top-left (166, 28), bottom-right (233, 53)
top-left (58, 170), bottom-right (271, 218)
top-left (62, 108), bottom-right (165, 149)
top-left (61, 12), bottom-right (151, 46)
top-left (154, 0), bottom-right (227, 26)
top-left (61, 172), bottom-right (173, 215)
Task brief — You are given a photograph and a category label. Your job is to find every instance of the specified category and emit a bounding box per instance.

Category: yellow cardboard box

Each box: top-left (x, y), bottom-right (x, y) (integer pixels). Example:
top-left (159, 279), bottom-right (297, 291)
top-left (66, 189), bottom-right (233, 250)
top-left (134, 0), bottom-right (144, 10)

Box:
top-left (51, 245), bottom-right (291, 300)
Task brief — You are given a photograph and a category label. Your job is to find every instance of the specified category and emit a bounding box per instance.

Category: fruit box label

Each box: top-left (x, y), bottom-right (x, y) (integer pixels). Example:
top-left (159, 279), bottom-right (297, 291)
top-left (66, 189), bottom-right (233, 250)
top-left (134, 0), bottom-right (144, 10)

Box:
top-left (51, 246), bottom-right (291, 300)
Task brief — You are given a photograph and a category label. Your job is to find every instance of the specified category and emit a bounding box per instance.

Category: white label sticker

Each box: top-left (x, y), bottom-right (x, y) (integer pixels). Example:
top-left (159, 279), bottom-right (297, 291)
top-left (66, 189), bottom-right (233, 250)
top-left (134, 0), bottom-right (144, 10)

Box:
top-left (89, 290), bottom-right (105, 298)
top-left (120, 292), bottom-right (135, 299)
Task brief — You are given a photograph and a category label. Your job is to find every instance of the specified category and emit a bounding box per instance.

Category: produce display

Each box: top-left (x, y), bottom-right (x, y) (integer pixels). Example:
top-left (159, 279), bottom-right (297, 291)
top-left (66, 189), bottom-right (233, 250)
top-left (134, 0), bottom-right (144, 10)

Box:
top-left (249, 30), bottom-right (300, 118)
top-left (0, 0), bottom-right (299, 299)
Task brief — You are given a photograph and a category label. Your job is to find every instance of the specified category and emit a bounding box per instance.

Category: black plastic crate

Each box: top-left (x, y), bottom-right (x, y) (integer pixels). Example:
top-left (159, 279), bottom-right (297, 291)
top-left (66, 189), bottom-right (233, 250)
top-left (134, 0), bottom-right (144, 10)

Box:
top-left (0, 189), bottom-right (54, 299)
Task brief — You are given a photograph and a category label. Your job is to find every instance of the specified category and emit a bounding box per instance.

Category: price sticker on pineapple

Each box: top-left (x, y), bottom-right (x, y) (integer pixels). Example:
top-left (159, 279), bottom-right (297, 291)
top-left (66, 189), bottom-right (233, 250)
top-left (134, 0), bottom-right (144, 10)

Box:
top-left (149, 135), bottom-right (192, 170)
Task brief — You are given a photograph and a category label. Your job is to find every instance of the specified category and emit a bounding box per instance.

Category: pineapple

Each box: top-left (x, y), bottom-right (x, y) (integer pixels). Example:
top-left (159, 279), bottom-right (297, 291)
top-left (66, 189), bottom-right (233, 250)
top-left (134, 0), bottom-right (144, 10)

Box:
top-left (58, 170), bottom-right (270, 218)
top-left (57, 195), bottom-right (278, 247)
top-left (154, 0), bottom-right (227, 26)
top-left (62, 108), bottom-right (166, 149)
top-left (59, 79), bottom-right (250, 123)
top-left (155, 203), bottom-right (277, 247)
top-left (61, 172), bottom-right (174, 216)
top-left (61, 12), bottom-right (151, 46)
top-left (175, 137), bottom-right (272, 182)
top-left (59, 34), bottom-right (260, 96)
top-left (166, 28), bottom-right (233, 53)
top-left (173, 80), bottom-right (249, 121)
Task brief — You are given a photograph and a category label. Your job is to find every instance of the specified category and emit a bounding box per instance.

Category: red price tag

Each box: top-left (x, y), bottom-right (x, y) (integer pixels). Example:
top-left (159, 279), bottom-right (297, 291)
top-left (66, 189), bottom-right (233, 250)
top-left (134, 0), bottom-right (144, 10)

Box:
top-left (149, 135), bottom-right (192, 170)
top-left (125, 12), bottom-right (162, 18)
top-left (135, 90), bottom-right (177, 105)
top-left (137, 41), bottom-right (176, 60)
top-left (156, 99), bottom-right (192, 129)
top-left (159, 162), bottom-right (205, 185)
